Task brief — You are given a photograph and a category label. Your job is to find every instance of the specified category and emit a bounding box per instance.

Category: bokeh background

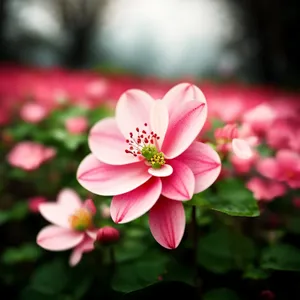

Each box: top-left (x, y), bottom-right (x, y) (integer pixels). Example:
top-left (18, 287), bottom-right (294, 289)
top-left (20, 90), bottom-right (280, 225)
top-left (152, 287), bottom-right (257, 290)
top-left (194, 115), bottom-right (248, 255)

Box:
top-left (1, 0), bottom-right (300, 85)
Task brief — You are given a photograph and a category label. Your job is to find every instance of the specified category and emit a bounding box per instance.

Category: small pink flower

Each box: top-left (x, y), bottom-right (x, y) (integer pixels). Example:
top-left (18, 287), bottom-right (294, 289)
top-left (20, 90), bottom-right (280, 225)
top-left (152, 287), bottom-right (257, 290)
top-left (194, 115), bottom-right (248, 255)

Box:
top-left (28, 196), bottom-right (47, 213)
top-left (65, 117), bottom-right (88, 134)
top-left (77, 83), bottom-right (221, 249)
top-left (7, 141), bottom-right (56, 171)
top-left (246, 177), bottom-right (286, 201)
top-left (36, 189), bottom-right (98, 266)
top-left (96, 226), bottom-right (120, 245)
top-left (266, 119), bottom-right (293, 150)
top-left (20, 103), bottom-right (47, 123)
top-left (256, 150), bottom-right (300, 189)
top-left (231, 151), bottom-right (258, 174)
top-left (243, 103), bottom-right (276, 135)
top-left (215, 123), bottom-right (253, 159)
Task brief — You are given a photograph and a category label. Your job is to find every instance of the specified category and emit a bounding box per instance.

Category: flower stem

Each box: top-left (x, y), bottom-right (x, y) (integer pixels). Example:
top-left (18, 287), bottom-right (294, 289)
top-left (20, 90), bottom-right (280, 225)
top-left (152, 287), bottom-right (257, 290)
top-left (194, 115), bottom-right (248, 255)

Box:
top-left (109, 246), bottom-right (116, 274)
top-left (191, 206), bottom-right (202, 295)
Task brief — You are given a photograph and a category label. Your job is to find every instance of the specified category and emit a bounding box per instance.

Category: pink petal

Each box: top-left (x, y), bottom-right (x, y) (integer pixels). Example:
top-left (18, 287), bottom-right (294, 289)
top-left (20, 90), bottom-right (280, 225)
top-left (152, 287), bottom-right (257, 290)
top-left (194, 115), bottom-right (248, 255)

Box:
top-left (111, 176), bottom-right (162, 224)
top-left (148, 164), bottom-right (173, 177)
top-left (232, 138), bottom-right (253, 159)
top-left (88, 118), bottom-right (138, 165)
top-left (37, 225), bottom-right (84, 251)
top-left (276, 149), bottom-right (300, 167)
top-left (57, 188), bottom-right (82, 211)
top-left (69, 236), bottom-right (95, 266)
top-left (149, 197), bottom-right (185, 249)
top-left (161, 160), bottom-right (195, 201)
top-left (162, 100), bottom-right (206, 159)
top-left (115, 89), bottom-right (154, 138)
top-left (150, 100), bottom-right (169, 149)
top-left (179, 142), bottom-right (221, 193)
top-left (77, 154), bottom-right (151, 196)
top-left (86, 229), bottom-right (98, 240)
top-left (39, 203), bottom-right (71, 228)
top-left (162, 83), bottom-right (207, 118)
top-left (256, 158), bottom-right (279, 179)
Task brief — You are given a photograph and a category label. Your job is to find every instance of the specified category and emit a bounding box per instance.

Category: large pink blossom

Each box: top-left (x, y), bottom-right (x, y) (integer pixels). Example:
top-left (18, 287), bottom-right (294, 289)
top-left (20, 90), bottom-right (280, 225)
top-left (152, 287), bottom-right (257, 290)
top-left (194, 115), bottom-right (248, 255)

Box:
top-left (77, 83), bottom-right (221, 249)
top-left (7, 141), bottom-right (56, 171)
top-left (256, 150), bottom-right (300, 189)
top-left (37, 189), bottom-right (98, 266)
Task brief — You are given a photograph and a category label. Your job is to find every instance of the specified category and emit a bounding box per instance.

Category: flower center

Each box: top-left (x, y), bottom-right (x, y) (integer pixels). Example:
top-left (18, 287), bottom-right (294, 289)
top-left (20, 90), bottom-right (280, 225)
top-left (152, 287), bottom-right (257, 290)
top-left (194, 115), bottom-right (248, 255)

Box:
top-left (69, 208), bottom-right (93, 231)
top-left (125, 123), bottom-right (165, 169)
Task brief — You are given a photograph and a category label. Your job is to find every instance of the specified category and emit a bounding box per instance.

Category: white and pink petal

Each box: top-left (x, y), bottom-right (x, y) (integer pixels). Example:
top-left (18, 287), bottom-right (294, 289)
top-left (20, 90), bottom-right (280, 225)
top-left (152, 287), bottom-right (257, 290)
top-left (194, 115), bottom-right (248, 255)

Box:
top-left (88, 118), bottom-right (138, 165)
top-left (161, 160), bottom-right (195, 201)
top-left (110, 176), bottom-right (162, 224)
top-left (178, 142), bottom-right (221, 193)
top-left (149, 197), bottom-right (185, 249)
top-left (37, 225), bottom-right (84, 251)
top-left (115, 89), bottom-right (154, 138)
top-left (162, 100), bottom-right (206, 159)
top-left (77, 154), bottom-right (151, 196)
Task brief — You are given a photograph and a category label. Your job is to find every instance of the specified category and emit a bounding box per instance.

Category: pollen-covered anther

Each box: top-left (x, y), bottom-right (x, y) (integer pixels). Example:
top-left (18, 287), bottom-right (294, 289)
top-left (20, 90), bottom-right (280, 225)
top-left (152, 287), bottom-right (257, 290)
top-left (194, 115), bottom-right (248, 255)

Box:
top-left (69, 208), bottom-right (93, 231)
top-left (125, 122), bottom-right (160, 157)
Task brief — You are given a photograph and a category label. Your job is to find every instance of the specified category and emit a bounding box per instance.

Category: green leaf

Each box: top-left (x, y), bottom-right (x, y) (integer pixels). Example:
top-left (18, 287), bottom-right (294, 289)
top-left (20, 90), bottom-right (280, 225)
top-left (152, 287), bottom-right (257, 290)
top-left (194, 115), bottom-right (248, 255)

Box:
top-left (89, 106), bottom-right (114, 124)
top-left (121, 281), bottom-right (195, 300)
top-left (10, 201), bottom-right (29, 220)
top-left (2, 243), bottom-right (42, 265)
top-left (197, 227), bottom-right (256, 274)
top-left (114, 237), bottom-right (148, 263)
top-left (163, 260), bottom-right (195, 285)
top-left (112, 252), bottom-right (168, 293)
top-left (0, 210), bottom-right (11, 225)
top-left (204, 288), bottom-right (240, 300)
top-left (188, 179), bottom-right (260, 217)
top-left (0, 202), bottom-right (28, 225)
top-left (243, 266), bottom-right (270, 280)
top-left (256, 144), bottom-right (274, 157)
top-left (261, 244), bottom-right (300, 271)
top-left (30, 259), bottom-right (68, 295)
top-left (20, 287), bottom-right (59, 300)
top-left (286, 216), bottom-right (300, 234)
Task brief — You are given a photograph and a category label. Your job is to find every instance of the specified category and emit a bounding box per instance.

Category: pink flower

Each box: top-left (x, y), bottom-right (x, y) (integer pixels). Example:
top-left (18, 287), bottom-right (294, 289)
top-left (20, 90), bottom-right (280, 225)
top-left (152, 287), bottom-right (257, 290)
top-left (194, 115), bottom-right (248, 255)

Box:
top-left (256, 150), bottom-right (300, 189)
top-left (20, 102), bottom-right (47, 123)
top-left (65, 117), bottom-right (88, 134)
top-left (28, 196), bottom-right (47, 213)
top-left (77, 83), bottom-right (221, 249)
top-left (215, 123), bottom-right (253, 159)
top-left (7, 141), bottom-right (56, 171)
top-left (37, 189), bottom-right (98, 266)
top-left (231, 151), bottom-right (258, 174)
top-left (243, 103), bottom-right (276, 135)
top-left (266, 119), bottom-right (293, 150)
top-left (288, 126), bottom-right (300, 152)
top-left (96, 226), bottom-right (120, 245)
top-left (246, 177), bottom-right (286, 201)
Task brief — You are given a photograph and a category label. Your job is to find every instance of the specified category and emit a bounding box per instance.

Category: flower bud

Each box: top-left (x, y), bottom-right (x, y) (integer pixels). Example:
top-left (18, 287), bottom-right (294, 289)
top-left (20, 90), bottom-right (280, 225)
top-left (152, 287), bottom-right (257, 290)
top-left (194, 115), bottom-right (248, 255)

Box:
top-left (28, 196), bottom-right (47, 213)
top-left (96, 226), bottom-right (120, 245)
top-left (260, 290), bottom-right (275, 300)
top-left (65, 117), bottom-right (88, 134)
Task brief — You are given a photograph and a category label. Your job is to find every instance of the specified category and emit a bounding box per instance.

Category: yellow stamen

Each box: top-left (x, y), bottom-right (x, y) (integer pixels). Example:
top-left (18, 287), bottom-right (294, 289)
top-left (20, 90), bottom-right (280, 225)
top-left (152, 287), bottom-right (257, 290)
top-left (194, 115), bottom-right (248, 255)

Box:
top-left (69, 208), bottom-right (92, 231)
top-left (150, 152), bottom-right (165, 169)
